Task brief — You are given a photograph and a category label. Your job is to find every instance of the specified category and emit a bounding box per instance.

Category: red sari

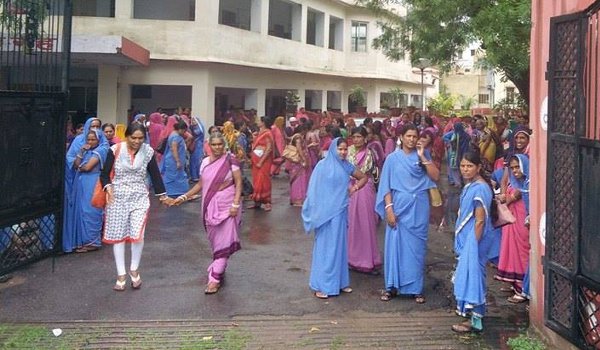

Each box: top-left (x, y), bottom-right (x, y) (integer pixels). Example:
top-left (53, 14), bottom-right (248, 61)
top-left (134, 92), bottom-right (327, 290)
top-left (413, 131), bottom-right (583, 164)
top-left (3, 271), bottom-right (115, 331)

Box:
top-left (250, 129), bottom-right (273, 204)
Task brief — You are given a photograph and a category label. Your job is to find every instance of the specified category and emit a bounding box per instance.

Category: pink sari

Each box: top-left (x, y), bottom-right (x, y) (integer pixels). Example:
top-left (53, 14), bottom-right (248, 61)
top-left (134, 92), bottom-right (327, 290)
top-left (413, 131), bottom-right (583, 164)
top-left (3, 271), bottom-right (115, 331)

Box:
top-left (200, 155), bottom-right (242, 284)
top-left (289, 134), bottom-right (309, 205)
top-left (347, 147), bottom-right (382, 273)
top-left (494, 186), bottom-right (530, 292)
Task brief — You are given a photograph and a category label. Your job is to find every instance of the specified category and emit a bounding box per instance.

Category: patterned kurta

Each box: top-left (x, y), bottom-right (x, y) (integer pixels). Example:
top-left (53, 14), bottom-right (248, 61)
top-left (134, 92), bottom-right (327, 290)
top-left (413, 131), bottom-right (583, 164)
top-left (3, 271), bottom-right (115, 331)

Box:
top-left (103, 143), bottom-right (154, 243)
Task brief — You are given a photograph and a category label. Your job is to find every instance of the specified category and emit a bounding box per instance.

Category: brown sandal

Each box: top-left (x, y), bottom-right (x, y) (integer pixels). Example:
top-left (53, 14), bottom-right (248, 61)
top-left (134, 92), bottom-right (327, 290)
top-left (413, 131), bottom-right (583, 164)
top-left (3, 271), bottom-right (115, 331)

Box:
top-left (113, 276), bottom-right (127, 291)
top-left (451, 321), bottom-right (480, 333)
top-left (205, 282), bottom-right (220, 294)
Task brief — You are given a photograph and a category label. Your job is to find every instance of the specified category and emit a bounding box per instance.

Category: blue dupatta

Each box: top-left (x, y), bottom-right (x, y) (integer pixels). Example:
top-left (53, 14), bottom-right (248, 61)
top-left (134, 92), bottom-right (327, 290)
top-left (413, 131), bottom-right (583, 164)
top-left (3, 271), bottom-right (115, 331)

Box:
top-left (302, 138), bottom-right (354, 232)
top-left (509, 153), bottom-right (530, 214)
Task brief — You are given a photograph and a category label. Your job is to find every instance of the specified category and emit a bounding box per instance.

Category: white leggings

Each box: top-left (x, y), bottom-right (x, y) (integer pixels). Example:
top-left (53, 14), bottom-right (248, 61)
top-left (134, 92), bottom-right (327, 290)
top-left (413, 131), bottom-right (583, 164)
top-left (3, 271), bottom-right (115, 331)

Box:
top-left (113, 241), bottom-right (144, 276)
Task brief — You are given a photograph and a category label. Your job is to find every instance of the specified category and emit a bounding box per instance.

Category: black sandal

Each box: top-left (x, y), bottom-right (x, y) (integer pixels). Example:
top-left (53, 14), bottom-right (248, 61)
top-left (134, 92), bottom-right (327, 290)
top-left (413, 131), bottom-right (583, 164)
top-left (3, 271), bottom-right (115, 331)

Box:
top-left (380, 290), bottom-right (396, 301)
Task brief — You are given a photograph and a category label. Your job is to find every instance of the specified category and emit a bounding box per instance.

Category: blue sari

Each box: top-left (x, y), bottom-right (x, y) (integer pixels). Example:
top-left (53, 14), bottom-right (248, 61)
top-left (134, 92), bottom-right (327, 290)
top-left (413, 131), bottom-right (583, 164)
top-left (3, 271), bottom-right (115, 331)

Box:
top-left (160, 132), bottom-right (189, 196)
top-left (375, 148), bottom-right (436, 295)
top-left (62, 127), bottom-right (109, 252)
top-left (453, 181), bottom-right (494, 319)
top-left (189, 116), bottom-right (205, 181)
top-left (302, 138), bottom-right (355, 296)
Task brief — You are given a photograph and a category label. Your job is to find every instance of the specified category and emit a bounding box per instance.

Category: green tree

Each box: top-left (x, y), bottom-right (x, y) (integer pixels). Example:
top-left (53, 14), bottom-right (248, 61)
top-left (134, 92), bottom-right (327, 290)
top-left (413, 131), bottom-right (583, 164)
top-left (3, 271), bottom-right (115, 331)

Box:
top-left (356, 0), bottom-right (531, 109)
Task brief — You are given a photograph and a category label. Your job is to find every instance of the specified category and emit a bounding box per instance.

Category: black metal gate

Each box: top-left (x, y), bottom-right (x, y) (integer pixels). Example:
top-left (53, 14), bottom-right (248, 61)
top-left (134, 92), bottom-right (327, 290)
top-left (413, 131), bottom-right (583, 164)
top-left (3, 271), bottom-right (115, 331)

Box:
top-left (546, 2), bottom-right (600, 348)
top-left (0, 0), bottom-right (72, 275)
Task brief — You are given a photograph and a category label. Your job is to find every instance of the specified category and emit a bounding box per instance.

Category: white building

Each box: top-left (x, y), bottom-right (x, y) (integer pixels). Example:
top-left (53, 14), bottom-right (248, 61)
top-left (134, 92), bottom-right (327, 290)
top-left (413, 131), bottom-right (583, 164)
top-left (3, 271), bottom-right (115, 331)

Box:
top-left (66, 0), bottom-right (437, 126)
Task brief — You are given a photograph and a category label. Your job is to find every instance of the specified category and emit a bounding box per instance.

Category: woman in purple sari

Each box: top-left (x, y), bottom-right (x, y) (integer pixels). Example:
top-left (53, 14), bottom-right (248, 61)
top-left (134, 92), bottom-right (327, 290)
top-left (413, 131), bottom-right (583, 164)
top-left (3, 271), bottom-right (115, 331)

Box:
top-left (377, 123), bottom-right (439, 304)
top-left (347, 127), bottom-right (382, 274)
top-left (302, 138), bottom-right (367, 299)
top-left (288, 124), bottom-right (310, 206)
top-left (174, 132), bottom-right (243, 294)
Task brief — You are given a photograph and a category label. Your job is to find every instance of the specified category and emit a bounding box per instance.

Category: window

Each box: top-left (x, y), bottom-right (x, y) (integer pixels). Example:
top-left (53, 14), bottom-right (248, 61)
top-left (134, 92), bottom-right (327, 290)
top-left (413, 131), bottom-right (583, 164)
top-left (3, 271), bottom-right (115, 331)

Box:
top-left (133, 0), bottom-right (195, 21)
top-left (219, 0), bottom-right (252, 31)
top-left (329, 16), bottom-right (343, 51)
top-left (351, 21), bottom-right (368, 52)
top-left (470, 49), bottom-right (476, 56)
top-left (478, 94), bottom-right (490, 104)
top-left (73, 0), bottom-right (114, 17)
top-left (306, 8), bottom-right (324, 47)
top-left (506, 87), bottom-right (515, 104)
top-left (269, 0), bottom-right (301, 41)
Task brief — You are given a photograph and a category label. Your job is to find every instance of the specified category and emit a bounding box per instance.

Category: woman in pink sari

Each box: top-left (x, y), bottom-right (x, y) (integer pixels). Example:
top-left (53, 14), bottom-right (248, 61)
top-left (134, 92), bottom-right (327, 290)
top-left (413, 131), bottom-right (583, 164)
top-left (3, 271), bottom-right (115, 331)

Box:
top-left (173, 132), bottom-right (242, 294)
top-left (288, 124), bottom-right (310, 206)
top-left (305, 119), bottom-right (321, 169)
top-left (494, 154), bottom-right (530, 296)
top-left (148, 113), bottom-right (165, 149)
top-left (347, 127), bottom-right (382, 274)
top-left (270, 116), bottom-right (286, 176)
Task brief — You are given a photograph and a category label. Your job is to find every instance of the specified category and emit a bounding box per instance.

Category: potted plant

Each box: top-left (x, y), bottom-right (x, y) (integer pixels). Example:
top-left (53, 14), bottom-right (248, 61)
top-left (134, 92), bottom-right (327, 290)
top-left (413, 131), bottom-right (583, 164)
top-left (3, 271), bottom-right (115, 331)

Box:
top-left (349, 85), bottom-right (366, 114)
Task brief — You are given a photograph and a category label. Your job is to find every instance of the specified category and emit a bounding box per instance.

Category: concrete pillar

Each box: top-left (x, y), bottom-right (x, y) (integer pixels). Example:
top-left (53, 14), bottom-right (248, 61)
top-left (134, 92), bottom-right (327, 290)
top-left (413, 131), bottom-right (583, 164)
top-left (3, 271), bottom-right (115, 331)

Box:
top-left (341, 90), bottom-right (349, 114)
top-left (192, 71), bottom-right (214, 127)
top-left (250, 0), bottom-right (262, 33)
top-left (195, 0), bottom-right (218, 25)
top-left (320, 90), bottom-right (327, 112)
top-left (256, 88), bottom-right (266, 117)
top-left (367, 86), bottom-right (379, 113)
top-left (260, 0), bottom-right (269, 36)
top-left (97, 65), bottom-right (119, 124)
top-left (115, 0), bottom-right (133, 19)
top-left (297, 4), bottom-right (307, 43)
top-left (245, 89), bottom-right (258, 111)
top-left (323, 14), bottom-right (330, 49)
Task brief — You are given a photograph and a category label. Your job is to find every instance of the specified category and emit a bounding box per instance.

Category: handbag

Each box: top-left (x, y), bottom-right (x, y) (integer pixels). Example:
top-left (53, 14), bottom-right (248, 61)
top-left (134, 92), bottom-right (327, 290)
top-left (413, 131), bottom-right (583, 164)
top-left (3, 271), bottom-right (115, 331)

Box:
top-left (493, 199), bottom-right (516, 228)
top-left (155, 138), bottom-right (167, 154)
top-left (282, 144), bottom-right (300, 163)
top-left (91, 143), bottom-right (121, 209)
top-left (428, 188), bottom-right (443, 207)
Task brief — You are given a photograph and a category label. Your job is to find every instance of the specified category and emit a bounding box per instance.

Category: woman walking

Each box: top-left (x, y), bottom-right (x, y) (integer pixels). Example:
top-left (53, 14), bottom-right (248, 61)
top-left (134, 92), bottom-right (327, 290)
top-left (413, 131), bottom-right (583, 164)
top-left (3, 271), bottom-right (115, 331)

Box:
top-left (377, 123), bottom-right (439, 304)
top-left (160, 118), bottom-right (189, 197)
top-left (102, 123), bottom-right (121, 146)
top-left (248, 116), bottom-right (274, 211)
top-left (173, 132), bottom-right (243, 294)
top-left (347, 127), bottom-right (382, 274)
top-left (63, 127), bottom-right (109, 252)
top-left (302, 138), bottom-right (367, 299)
top-left (270, 116), bottom-right (286, 176)
top-left (100, 124), bottom-right (172, 291)
top-left (451, 151), bottom-right (495, 333)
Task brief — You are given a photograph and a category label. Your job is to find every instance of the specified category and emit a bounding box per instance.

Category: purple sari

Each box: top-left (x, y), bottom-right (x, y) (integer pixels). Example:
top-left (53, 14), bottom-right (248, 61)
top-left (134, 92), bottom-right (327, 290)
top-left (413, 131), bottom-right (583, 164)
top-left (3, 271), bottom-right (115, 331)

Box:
top-left (200, 154), bottom-right (241, 284)
top-left (347, 146), bottom-right (382, 273)
top-left (289, 134), bottom-right (309, 205)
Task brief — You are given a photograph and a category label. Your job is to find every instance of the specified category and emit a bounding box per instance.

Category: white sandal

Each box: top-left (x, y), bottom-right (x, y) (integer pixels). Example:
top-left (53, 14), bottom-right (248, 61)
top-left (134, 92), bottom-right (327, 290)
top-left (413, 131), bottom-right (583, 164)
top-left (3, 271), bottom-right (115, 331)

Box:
top-left (113, 276), bottom-right (127, 291)
top-left (129, 271), bottom-right (142, 289)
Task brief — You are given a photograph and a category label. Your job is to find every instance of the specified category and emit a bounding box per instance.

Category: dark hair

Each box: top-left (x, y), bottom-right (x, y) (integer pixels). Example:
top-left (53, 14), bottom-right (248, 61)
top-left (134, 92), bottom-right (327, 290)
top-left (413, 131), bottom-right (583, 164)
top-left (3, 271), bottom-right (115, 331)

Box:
top-left (294, 123), bottom-right (309, 134)
top-left (335, 117), bottom-right (345, 128)
top-left (125, 123), bottom-right (147, 138)
top-left (399, 123), bottom-right (418, 136)
top-left (173, 120), bottom-right (188, 131)
top-left (102, 123), bottom-right (115, 131)
top-left (461, 150), bottom-right (482, 166)
top-left (351, 126), bottom-right (368, 137)
top-left (363, 117), bottom-right (373, 125)
top-left (208, 125), bottom-right (219, 134)
top-left (261, 116), bottom-right (274, 129)
top-left (75, 123), bottom-right (84, 129)
top-left (326, 125), bottom-right (342, 138)
top-left (304, 119), bottom-right (314, 129)
top-left (423, 116), bottom-right (434, 128)
top-left (461, 150), bottom-right (498, 221)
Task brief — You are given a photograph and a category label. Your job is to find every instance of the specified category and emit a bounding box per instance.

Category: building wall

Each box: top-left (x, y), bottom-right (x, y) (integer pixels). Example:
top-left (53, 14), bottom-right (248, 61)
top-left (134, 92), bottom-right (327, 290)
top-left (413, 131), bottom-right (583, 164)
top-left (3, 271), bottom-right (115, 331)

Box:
top-left (529, 0), bottom-right (595, 348)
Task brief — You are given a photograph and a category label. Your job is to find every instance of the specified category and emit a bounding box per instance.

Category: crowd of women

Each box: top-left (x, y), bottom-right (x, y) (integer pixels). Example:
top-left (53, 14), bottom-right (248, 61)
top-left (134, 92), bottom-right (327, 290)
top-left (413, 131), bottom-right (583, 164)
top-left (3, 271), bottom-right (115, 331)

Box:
top-left (62, 107), bottom-right (532, 333)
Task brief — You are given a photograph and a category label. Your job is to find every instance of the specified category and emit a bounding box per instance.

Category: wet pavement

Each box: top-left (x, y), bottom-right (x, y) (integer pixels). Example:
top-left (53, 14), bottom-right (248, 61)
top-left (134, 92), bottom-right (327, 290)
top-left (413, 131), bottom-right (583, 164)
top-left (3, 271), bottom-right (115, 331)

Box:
top-left (0, 175), bottom-right (529, 348)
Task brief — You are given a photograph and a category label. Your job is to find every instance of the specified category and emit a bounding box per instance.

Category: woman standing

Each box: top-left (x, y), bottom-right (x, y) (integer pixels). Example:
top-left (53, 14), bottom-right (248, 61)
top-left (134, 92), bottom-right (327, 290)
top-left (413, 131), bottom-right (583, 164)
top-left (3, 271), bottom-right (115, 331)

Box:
top-left (270, 116), bottom-right (286, 176)
top-left (451, 151), bottom-right (494, 333)
top-left (189, 116), bottom-right (206, 182)
top-left (160, 119), bottom-right (189, 197)
top-left (377, 124), bottom-right (439, 304)
top-left (174, 132), bottom-right (243, 294)
top-left (494, 154), bottom-right (530, 297)
top-left (248, 116), bottom-right (274, 211)
top-left (302, 138), bottom-right (367, 299)
top-left (305, 119), bottom-right (321, 169)
top-left (63, 128), bottom-right (109, 253)
top-left (347, 127), bottom-right (382, 274)
top-left (288, 124), bottom-right (310, 206)
top-left (101, 124), bottom-right (172, 291)
top-left (102, 123), bottom-right (121, 146)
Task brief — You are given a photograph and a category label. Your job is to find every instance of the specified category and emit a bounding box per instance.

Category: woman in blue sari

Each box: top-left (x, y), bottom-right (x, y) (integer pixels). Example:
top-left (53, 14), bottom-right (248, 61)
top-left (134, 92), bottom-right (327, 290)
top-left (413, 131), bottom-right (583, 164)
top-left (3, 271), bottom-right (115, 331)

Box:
top-left (160, 119), bottom-right (189, 197)
top-left (302, 138), bottom-right (367, 299)
top-left (377, 123), bottom-right (439, 304)
top-left (189, 116), bottom-right (206, 182)
top-left (63, 126), bottom-right (109, 252)
top-left (451, 151), bottom-right (494, 333)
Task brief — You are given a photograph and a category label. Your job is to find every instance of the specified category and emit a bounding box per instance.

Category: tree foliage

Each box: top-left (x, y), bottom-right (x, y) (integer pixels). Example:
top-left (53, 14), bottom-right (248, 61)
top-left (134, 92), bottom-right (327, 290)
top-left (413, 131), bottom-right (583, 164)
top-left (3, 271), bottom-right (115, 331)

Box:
top-left (356, 0), bottom-right (531, 109)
